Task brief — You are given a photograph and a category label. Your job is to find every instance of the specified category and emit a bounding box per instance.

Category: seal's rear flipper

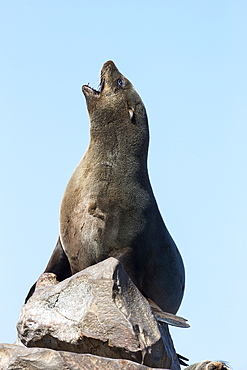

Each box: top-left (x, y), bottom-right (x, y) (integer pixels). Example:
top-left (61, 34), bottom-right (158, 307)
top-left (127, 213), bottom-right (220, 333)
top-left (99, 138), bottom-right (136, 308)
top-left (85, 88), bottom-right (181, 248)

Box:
top-left (177, 353), bottom-right (189, 366)
top-left (147, 298), bottom-right (190, 328)
top-left (24, 237), bottom-right (71, 303)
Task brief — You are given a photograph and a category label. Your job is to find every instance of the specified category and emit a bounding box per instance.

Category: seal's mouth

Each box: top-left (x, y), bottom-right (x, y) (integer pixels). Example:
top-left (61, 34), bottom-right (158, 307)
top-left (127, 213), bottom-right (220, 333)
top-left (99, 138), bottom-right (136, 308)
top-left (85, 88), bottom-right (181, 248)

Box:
top-left (82, 61), bottom-right (117, 98)
top-left (99, 77), bottom-right (105, 92)
top-left (82, 77), bottom-right (105, 97)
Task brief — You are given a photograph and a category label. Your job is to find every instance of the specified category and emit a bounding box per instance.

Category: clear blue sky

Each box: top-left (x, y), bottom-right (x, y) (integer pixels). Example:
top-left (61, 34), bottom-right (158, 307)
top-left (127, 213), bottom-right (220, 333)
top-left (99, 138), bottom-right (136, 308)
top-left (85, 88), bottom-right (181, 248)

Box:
top-left (1, 1), bottom-right (246, 369)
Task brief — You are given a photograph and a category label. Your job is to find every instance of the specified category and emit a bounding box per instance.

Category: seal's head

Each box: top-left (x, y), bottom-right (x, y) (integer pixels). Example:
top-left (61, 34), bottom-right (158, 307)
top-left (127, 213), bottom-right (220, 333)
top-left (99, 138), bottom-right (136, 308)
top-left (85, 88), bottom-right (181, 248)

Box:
top-left (82, 61), bottom-right (149, 158)
top-left (187, 361), bottom-right (230, 370)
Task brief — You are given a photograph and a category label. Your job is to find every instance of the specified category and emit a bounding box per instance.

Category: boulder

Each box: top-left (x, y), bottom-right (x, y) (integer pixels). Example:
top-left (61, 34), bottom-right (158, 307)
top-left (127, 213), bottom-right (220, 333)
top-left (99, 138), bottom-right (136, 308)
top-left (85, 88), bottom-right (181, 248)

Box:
top-left (17, 257), bottom-right (181, 369)
top-left (0, 343), bottom-right (169, 370)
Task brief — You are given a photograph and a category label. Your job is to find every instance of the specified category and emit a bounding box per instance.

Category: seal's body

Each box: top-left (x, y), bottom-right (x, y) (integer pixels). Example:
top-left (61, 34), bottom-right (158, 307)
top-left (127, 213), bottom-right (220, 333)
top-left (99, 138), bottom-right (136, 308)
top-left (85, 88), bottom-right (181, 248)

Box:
top-left (26, 61), bottom-right (185, 314)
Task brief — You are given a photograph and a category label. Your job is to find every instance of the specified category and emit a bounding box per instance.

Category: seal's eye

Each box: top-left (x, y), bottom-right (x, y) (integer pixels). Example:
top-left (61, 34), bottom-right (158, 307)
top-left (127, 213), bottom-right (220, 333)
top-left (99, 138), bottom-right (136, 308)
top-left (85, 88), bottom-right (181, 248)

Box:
top-left (117, 78), bottom-right (124, 87)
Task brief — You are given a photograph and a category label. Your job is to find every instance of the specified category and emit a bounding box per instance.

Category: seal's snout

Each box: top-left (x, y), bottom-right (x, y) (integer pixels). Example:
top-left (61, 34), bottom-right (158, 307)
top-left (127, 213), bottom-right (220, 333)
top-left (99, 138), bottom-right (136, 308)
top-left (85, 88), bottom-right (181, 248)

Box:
top-left (100, 60), bottom-right (120, 79)
top-left (82, 61), bottom-right (121, 101)
top-left (102, 60), bottom-right (116, 70)
top-left (82, 60), bottom-right (118, 99)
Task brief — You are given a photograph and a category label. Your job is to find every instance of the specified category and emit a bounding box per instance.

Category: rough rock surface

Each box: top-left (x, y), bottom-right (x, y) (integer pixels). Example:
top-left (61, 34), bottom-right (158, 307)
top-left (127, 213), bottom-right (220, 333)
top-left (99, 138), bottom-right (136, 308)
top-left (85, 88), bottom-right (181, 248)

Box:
top-left (17, 257), bottom-right (180, 369)
top-left (0, 343), bottom-right (169, 370)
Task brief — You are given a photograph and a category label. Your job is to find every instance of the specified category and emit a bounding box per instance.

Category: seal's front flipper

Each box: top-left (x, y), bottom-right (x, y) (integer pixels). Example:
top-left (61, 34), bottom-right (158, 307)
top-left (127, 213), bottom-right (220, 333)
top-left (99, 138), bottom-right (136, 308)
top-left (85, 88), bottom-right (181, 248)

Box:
top-left (24, 282), bottom-right (36, 303)
top-left (24, 237), bottom-right (71, 303)
top-left (44, 236), bottom-right (72, 281)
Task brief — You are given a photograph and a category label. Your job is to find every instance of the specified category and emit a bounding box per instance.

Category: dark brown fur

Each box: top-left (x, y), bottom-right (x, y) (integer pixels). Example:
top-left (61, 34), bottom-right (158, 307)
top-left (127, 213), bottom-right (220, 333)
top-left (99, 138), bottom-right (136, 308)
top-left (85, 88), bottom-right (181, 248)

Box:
top-left (26, 61), bottom-right (185, 314)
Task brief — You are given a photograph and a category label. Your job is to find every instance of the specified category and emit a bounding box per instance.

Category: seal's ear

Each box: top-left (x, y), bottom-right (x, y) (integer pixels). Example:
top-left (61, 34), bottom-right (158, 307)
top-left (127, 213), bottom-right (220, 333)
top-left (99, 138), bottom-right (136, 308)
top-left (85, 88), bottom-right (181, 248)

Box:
top-left (128, 108), bottom-right (136, 124)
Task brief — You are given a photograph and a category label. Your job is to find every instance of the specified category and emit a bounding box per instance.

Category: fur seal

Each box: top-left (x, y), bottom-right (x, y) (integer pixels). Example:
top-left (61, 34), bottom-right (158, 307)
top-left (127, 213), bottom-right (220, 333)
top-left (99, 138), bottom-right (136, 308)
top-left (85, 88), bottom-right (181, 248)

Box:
top-left (186, 361), bottom-right (230, 370)
top-left (26, 61), bottom-right (185, 314)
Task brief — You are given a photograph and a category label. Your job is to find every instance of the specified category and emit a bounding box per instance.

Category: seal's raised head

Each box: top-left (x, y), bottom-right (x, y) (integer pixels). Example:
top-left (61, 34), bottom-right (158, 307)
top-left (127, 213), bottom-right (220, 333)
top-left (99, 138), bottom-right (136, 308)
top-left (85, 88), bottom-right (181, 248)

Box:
top-left (82, 61), bottom-right (149, 156)
top-left (82, 61), bottom-right (142, 114)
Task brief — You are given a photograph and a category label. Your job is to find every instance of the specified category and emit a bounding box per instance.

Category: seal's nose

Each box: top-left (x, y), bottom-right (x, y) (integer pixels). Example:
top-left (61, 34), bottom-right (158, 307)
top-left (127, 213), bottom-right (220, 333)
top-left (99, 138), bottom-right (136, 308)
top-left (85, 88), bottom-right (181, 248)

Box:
top-left (100, 60), bottom-right (120, 79)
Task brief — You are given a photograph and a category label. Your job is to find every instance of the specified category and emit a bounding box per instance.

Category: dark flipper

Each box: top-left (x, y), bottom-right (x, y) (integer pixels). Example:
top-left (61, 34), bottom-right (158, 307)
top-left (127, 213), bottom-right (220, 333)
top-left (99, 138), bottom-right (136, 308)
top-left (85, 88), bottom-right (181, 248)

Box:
top-left (24, 236), bottom-right (72, 303)
top-left (147, 298), bottom-right (190, 328)
top-left (44, 236), bottom-right (72, 280)
top-left (177, 353), bottom-right (189, 366)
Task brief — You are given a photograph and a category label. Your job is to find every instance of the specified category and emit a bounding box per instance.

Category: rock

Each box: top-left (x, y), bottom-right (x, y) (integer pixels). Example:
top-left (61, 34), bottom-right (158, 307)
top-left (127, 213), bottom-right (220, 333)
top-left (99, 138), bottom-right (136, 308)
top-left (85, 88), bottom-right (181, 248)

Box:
top-left (186, 360), bottom-right (230, 370)
top-left (17, 257), bottom-right (180, 369)
top-left (0, 343), bottom-right (169, 370)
